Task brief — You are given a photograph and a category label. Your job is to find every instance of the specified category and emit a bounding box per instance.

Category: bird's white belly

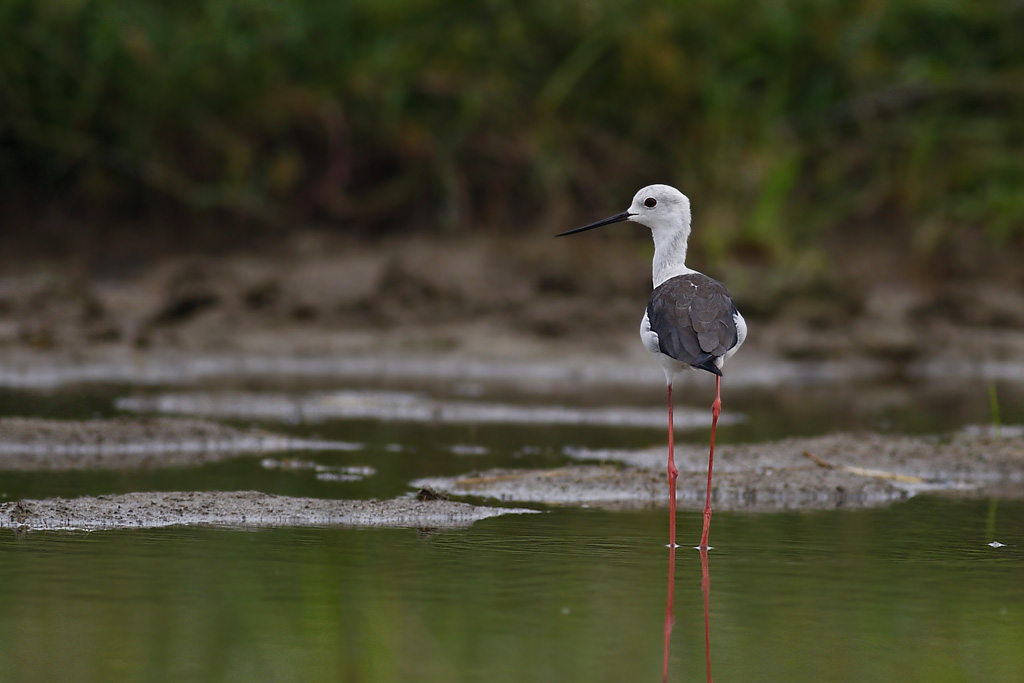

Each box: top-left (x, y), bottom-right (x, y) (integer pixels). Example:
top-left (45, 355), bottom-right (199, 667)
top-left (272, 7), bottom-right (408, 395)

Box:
top-left (725, 311), bottom-right (747, 361)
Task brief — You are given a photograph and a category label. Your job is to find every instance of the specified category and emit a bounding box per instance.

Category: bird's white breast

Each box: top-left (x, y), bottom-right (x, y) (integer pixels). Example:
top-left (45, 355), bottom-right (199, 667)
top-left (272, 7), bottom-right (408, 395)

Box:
top-left (639, 309), bottom-right (661, 355)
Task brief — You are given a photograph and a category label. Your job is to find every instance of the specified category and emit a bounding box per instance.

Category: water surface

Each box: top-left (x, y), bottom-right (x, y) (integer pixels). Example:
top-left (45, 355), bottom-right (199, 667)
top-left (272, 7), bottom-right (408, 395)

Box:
top-left (0, 372), bottom-right (1023, 681)
top-left (1, 501), bottom-right (1021, 682)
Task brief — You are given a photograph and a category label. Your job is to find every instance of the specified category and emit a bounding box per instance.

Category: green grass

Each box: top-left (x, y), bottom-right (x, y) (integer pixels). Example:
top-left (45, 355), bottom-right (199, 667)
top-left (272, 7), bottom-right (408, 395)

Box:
top-left (1, 0), bottom-right (1023, 260)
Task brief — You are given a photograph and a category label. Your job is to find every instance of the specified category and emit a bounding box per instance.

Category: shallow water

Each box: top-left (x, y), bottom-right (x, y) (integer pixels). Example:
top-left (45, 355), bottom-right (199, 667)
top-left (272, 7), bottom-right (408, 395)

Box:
top-left (1, 371), bottom-right (1023, 681)
top-left (1, 502), bottom-right (1022, 682)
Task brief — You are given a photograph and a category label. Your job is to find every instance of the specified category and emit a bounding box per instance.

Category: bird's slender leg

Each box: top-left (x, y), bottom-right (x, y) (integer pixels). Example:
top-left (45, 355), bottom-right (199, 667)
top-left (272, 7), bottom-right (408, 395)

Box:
top-left (667, 383), bottom-right (678, 549)
top-left (698, 376), bottom-right (721, 550)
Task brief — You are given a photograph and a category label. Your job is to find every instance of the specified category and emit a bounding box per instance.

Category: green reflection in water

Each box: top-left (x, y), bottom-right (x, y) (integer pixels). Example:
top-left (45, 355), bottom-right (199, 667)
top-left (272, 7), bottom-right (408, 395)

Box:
top-left (1, 498), bottom-right (1022, 682)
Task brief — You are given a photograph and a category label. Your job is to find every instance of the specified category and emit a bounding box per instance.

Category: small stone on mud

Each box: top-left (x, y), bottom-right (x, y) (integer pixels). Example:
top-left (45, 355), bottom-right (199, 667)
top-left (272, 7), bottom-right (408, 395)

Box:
top-left (417, 487), bottom-right (450, 502)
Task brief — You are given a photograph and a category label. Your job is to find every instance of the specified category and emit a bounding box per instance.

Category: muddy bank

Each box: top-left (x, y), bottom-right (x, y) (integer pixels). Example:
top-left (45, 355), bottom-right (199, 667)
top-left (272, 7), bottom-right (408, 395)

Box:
top-left (413, 429), bottom-right (1024, 510)
top-left (0, 417), bottom-right (361, 470)
top-left (2, 233), bottom-right (1024, 391)
top-left (0, 490), bottom-right (538, 531)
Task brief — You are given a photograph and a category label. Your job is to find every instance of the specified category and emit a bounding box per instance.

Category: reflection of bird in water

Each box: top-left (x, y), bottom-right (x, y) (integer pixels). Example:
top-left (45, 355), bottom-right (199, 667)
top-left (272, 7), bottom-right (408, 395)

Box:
top-left (660, 547), bottom-right (714, 682)
top-left (559, 185), bottom-right (746, 550)
top-left (663, 544), bottom-right (676, 682)
top-left (701, 549), bottom-right (713, 683)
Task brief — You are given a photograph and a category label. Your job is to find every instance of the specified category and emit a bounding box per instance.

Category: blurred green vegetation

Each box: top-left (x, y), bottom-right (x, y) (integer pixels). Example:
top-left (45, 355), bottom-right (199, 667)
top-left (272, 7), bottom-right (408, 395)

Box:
top-left (1, 0), bottom-right (1022, 259)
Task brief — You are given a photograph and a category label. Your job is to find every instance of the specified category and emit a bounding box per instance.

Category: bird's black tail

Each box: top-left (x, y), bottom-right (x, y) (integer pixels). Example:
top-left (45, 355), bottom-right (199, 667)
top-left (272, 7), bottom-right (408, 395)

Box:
top-left (691, 354), bottom-right (722, 376)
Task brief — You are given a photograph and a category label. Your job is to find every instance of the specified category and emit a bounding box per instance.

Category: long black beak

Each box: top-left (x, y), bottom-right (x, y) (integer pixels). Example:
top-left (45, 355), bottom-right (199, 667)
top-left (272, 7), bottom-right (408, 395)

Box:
top-left (555, 210), bottom-right (634, 237)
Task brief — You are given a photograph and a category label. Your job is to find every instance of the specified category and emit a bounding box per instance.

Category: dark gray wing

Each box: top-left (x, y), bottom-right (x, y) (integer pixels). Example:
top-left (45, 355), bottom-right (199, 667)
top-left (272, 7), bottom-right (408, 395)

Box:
top-left (646, 273), bottom-right (739, 376)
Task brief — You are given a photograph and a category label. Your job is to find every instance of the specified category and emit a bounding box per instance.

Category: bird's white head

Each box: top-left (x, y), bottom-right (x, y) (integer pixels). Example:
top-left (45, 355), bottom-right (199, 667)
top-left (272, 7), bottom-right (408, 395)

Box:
top-left (557, 184), bottom-right (694, 286)
top-left (556, 184), bottom-right (691, 238)
top-left (624, 184), bottom-right (691, 238)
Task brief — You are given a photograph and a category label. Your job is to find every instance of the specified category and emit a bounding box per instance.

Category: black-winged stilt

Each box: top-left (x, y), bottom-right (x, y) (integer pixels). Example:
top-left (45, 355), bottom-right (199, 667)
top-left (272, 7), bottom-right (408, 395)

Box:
top-left (558, 184), bottom-right (746, 550)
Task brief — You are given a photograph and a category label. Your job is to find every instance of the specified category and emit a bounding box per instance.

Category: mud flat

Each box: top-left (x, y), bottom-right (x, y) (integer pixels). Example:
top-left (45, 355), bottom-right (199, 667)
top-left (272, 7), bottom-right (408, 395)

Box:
top-left (414, 429), bottom-right (1024, 510)
top-left (0, 490), bottom-right (538, 531)
top-left (0, 417), bottom-right (361, 470)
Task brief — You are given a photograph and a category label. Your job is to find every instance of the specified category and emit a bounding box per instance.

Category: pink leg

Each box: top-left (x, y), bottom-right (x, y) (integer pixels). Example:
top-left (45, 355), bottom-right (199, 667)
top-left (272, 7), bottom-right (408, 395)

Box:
top-left (698, 376), bottom-right (721, 549)
top-left (667, 383), bottom-right (678, 549)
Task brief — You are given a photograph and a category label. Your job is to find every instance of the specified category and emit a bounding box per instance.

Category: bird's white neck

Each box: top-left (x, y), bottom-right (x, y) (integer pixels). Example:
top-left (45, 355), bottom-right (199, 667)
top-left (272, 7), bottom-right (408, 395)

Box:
top-left (650, 226), bottom-right (693, 288)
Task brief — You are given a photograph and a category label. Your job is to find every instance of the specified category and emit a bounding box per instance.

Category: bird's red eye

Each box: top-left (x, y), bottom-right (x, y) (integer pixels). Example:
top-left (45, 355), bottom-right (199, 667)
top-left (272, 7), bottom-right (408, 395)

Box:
top-left (644, 197), bottom-right (657, 208)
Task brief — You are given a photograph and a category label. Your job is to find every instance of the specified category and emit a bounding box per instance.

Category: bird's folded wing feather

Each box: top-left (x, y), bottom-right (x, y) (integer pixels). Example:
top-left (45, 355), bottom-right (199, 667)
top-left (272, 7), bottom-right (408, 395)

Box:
top-left (647, 273), bottom-right (738, 365)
